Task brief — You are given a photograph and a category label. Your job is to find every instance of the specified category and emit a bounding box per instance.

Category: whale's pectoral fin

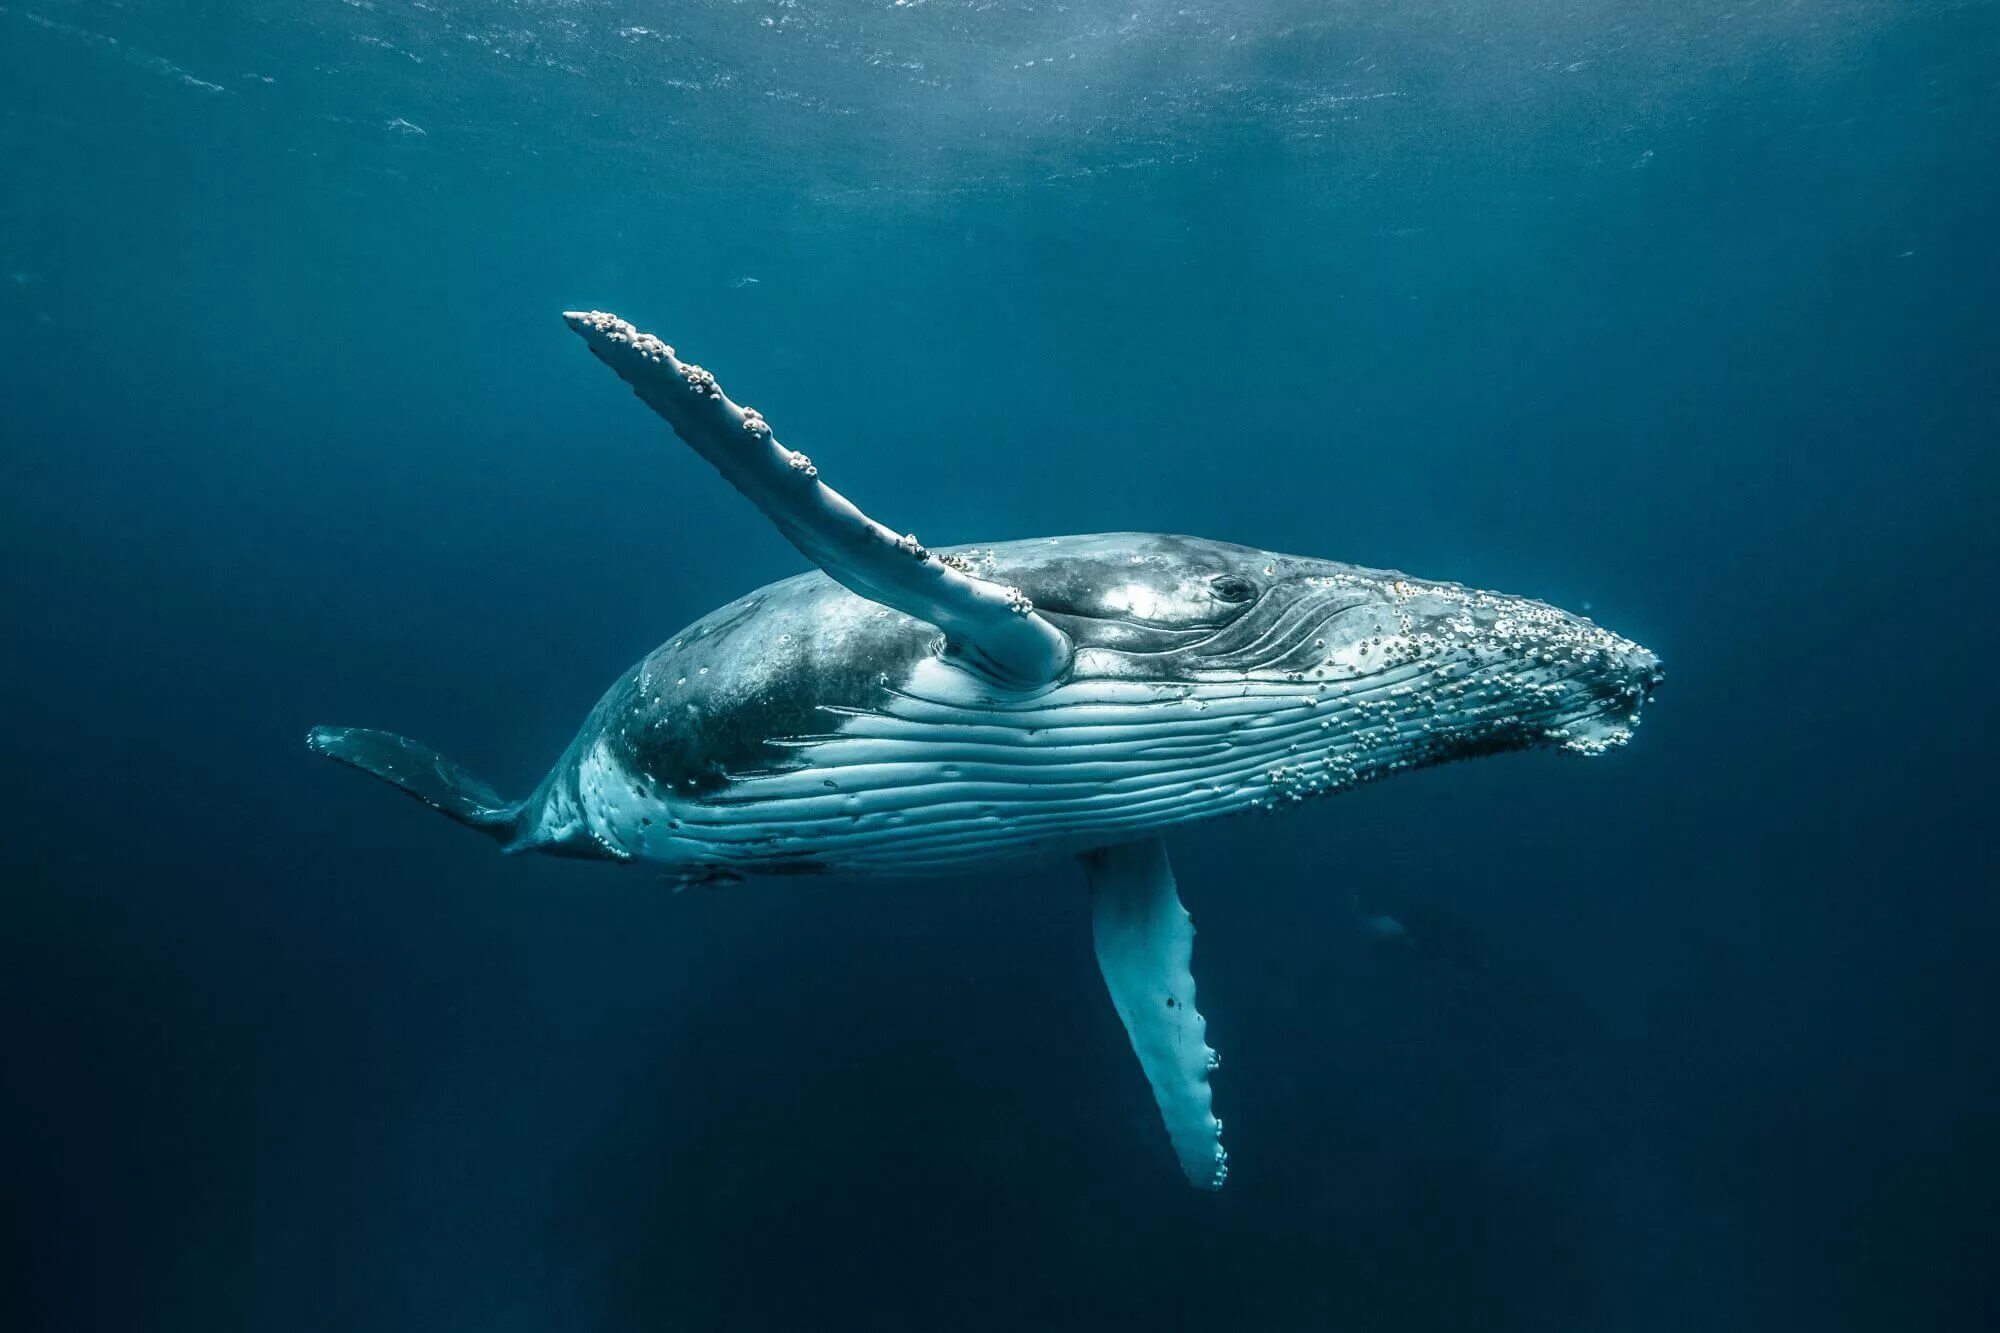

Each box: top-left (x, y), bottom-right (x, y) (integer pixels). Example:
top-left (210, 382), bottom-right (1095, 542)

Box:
top-left (563, 310), bottom-right (1073, 688)
top-left (1082, 838), bottom-right (1228, 1190)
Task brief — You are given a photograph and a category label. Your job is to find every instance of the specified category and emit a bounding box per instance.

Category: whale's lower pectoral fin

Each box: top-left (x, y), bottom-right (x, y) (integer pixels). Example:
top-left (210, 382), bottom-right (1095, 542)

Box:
top-left (1081, 838), bottom-right (1227, 1190)
top-left (563, 310), bottom-right (1073, 689)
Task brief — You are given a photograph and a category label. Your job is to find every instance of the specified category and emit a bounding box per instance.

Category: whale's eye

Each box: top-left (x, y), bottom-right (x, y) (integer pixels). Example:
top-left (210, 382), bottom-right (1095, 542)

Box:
top-left (1210, 574), bottom-right (1257, 604)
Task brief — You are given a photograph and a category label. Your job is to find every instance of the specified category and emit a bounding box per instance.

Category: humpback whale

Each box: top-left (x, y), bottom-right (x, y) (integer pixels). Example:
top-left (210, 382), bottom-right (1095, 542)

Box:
top-left (310, 310), bottom-right (1661, 1190)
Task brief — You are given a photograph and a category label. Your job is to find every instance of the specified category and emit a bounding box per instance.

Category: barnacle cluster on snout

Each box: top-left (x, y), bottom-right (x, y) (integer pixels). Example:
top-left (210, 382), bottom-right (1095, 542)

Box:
top-left (1229, 568), bottom-right (1659, 812)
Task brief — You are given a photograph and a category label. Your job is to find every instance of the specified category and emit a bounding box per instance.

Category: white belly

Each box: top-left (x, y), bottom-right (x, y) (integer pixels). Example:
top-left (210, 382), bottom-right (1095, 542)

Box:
top-left (577, 653), bottom-right (1461, 875)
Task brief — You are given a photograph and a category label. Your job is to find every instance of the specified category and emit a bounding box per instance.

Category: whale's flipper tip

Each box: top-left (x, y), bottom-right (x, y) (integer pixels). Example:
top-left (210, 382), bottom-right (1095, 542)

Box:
top-left (307, 725), bottom-right (519, 843)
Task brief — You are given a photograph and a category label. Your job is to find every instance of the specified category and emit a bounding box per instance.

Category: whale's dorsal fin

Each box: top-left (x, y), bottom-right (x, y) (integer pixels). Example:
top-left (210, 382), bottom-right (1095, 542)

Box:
top-left (563, 311), bottom-right (1073, 689)
top-left (1082, 838), bottom-right (1228, 1190)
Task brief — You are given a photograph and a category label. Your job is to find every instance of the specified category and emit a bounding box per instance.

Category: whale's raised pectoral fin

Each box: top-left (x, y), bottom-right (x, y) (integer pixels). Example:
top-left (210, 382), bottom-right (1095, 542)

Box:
top-left (1082, 838), bottom-right (1227, 1190)
top-left (563, 311), bottom-right (1073, 689)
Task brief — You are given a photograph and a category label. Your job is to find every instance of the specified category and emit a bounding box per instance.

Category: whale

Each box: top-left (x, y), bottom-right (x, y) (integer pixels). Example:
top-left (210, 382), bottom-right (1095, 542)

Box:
top-left (310, 309), bottom-right (1662, 1189)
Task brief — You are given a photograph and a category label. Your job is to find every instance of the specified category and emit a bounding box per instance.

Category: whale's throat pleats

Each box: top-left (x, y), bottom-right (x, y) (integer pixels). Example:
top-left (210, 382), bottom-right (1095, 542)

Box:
top-left (1083, 838), bottom-right (1227, 1190)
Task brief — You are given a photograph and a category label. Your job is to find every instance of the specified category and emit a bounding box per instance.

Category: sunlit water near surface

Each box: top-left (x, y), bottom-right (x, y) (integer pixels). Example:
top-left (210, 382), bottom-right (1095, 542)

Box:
top-left (2, 2), bottom-right (1995, 1330)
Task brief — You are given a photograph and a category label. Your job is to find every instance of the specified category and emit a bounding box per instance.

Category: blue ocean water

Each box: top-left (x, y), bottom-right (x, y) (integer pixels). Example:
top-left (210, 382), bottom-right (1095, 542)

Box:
top-left (3, 2), bottom-right (1995, 1329)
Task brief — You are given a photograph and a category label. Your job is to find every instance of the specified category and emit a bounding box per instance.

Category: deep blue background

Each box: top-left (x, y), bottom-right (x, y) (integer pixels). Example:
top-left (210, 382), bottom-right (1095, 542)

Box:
top-left (3, 2), bottom-right (1995, 1329)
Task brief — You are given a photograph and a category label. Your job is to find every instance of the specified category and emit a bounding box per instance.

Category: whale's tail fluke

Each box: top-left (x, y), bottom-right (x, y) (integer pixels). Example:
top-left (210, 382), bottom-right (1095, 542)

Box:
top-left (307, 725), bottom-right (521, 844)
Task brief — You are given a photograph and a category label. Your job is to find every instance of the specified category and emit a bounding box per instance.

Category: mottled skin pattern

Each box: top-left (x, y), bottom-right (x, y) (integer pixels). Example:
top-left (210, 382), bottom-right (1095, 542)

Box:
top-left (592, 532), bottom-right (1256, 795)
top-left (516, 533), bottom-right (1660, 880)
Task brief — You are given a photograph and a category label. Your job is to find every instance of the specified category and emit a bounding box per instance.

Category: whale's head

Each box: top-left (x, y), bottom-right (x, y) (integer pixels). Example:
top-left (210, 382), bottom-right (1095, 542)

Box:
top-left (1003, 534), bottom-right (1661, 803)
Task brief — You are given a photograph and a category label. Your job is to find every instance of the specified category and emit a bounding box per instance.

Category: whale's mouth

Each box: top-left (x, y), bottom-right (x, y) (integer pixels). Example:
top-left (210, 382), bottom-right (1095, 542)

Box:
top-left (1548, 707), bottom-right (1640, 756)
top-left (1544, 659), bottom-right (1662, 757)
